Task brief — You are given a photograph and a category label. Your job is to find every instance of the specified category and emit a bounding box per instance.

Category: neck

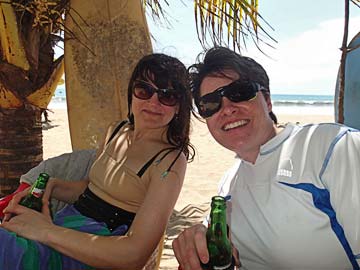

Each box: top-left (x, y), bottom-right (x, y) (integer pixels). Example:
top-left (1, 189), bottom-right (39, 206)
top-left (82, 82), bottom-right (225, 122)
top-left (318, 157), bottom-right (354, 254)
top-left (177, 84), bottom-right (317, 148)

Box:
top-left (132, 124), bottom-right (169, 143)
top-left (240, 124), bottom-right (283, 164)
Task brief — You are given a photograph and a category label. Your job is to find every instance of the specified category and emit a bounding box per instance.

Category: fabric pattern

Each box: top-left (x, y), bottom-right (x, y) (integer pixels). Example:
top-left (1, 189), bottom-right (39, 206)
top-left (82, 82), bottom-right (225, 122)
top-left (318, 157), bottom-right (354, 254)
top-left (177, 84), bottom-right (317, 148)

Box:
top-left (0, 205), bottom-right (128, 270)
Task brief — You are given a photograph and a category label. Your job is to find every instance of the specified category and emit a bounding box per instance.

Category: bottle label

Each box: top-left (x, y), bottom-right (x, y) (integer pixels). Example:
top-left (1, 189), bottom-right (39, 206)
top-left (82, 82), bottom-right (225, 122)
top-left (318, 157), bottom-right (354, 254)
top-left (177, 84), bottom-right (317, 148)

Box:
top-left (213, 262), bottom-right (232, 270)
top-left (31, 187), bottom-right (44, 198)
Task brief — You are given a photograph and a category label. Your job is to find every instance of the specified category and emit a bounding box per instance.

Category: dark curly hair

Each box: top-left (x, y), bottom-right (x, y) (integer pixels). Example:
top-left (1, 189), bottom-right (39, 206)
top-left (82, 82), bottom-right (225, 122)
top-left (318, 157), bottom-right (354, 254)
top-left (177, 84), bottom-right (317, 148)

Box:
top-left (188, 46), bottom-right (277, 124)
top-left (127, 53), bottom-right (195, 161)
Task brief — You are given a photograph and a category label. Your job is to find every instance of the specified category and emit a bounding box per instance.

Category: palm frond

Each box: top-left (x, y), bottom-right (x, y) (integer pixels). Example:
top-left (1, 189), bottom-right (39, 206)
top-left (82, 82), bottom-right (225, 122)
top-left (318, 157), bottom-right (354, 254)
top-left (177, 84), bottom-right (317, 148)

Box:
top-left (0, 0), bottom-right (69, 96)
top-left (10, 0), bottom-right (69, 32)
top-left (194, 0), bottom-right (275, 51)
top-left (142, 0), bottom-right (169, 23)
top-left (144, 0), bottom-right (275, 52)
top-left (351, 0), bottom-right (360, 8)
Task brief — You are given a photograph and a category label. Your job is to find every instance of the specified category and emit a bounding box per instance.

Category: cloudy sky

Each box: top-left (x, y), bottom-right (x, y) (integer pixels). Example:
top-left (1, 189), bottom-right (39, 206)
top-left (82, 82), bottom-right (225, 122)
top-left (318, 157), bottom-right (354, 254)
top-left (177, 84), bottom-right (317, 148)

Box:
top-left (147, 0), bottom-right (360, 95)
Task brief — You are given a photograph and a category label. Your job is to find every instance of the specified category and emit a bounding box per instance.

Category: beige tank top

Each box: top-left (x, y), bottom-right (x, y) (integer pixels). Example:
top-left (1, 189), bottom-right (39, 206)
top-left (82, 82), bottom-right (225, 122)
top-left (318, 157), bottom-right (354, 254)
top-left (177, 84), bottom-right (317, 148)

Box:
top-left (88, 121), bottom-right (176, 213)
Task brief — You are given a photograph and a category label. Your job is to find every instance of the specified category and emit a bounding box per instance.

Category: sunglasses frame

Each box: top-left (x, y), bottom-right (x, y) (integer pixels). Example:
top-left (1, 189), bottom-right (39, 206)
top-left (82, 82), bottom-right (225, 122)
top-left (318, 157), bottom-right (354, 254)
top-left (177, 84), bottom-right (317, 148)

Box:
top-left (198, 80), bottom-right (264, 118)
top-left (133, 80), bottom-right (180, 107)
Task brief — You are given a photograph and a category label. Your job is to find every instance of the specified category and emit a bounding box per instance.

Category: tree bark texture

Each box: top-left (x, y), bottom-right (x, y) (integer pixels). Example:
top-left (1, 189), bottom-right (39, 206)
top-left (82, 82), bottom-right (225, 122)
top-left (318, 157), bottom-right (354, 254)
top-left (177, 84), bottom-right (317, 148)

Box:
top-left (0, 107), bottom-right (42, 196)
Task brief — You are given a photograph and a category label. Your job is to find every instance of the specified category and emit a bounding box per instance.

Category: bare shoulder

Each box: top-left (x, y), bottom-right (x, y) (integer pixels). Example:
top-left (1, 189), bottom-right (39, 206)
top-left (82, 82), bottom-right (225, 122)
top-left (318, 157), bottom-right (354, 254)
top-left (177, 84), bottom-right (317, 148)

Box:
top-left (161, 148), bottom-right (187, 169)
top-left (150, 148), bottom-right (187, 183)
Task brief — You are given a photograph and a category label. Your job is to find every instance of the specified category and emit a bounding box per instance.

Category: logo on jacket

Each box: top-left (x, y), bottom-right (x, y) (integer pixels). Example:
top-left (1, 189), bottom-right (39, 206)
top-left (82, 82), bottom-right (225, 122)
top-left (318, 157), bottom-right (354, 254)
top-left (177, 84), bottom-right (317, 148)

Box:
top-left (277, 158), bottom-right (293, 177)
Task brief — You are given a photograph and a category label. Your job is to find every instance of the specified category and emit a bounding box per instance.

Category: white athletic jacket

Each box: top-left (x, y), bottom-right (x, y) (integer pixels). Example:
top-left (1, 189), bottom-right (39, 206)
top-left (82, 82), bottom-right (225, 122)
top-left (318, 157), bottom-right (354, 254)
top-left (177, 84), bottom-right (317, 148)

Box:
top-left (218, 123), bottom-right (360, 270)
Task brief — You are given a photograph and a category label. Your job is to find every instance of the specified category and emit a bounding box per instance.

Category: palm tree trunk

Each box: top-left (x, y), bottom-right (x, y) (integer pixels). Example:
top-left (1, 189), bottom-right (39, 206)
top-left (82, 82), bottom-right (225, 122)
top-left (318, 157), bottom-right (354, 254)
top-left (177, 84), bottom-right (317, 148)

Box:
top-left (0, 107), bottom-right (43, 197)
top-left (0, 1), bottom-right (66, 196)
top-left (338, 0), bottom-right (350, 124)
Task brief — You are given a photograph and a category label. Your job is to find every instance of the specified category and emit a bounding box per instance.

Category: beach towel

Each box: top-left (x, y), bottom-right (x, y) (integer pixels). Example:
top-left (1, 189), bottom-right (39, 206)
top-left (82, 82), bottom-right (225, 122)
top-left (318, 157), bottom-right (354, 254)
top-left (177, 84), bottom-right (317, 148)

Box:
top-left (0, 204), bottom-right (128, 270)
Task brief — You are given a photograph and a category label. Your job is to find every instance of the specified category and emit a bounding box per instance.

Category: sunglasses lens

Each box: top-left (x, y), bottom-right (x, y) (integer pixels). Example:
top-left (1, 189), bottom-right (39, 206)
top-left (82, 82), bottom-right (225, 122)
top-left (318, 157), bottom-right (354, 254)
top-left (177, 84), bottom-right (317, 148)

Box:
top-left (225, 82), bottom-right (257, 102)
top-left (198, 93), bottom-right (221, 118)
top-left (158, 89), bottom-right (179, 106)
top-left (133, 83), bottom-right (154, 100)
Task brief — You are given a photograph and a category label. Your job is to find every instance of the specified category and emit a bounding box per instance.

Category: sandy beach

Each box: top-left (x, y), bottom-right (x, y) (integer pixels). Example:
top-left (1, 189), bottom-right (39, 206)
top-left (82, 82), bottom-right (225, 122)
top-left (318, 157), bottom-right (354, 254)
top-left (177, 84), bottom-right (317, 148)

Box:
top-left (42, 108), bottom-right (334, 269)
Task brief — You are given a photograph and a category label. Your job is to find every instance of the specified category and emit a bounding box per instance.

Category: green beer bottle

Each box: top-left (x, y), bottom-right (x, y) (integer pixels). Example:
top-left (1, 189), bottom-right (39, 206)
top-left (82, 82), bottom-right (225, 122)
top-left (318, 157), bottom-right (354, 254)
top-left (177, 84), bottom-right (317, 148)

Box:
top-left (20, 173), bottom-right (50, 212)
top-left (202, 195), bottom-right (234, 270)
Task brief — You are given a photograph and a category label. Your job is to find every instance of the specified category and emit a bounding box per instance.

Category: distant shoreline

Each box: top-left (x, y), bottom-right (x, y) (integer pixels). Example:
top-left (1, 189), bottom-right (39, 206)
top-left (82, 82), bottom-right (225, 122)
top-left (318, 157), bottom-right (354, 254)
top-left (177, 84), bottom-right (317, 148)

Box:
top-left (48, 100), bottom-right (335, 116)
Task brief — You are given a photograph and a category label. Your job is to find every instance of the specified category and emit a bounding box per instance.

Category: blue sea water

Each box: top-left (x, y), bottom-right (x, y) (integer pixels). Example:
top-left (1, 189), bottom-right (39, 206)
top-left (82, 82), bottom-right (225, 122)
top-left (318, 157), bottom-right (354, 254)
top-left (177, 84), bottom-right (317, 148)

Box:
top-left (49, 86), bottom-right (66, 109)
top-left (271, 94), bottom-right (334, 115)
top-left (54, 86), bottom-right (66, 98)
top-left (271, 94), bottom-right (333, 106)
top-left (50, 87), bottom-right (334, 115)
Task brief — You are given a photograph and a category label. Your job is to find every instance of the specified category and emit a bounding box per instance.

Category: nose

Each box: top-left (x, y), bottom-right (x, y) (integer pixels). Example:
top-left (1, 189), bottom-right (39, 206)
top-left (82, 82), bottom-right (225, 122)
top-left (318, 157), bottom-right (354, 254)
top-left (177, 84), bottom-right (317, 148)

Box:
top-left (148, 92), bottom-right (161, 105)
top-left (220, 97), bottom-right (238, 116)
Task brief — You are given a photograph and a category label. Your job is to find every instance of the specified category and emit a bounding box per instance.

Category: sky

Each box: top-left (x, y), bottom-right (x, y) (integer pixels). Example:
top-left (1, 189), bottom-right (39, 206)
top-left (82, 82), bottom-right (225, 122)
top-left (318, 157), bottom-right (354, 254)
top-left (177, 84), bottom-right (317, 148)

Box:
top-left (146, 0), bottom-right (360, 95)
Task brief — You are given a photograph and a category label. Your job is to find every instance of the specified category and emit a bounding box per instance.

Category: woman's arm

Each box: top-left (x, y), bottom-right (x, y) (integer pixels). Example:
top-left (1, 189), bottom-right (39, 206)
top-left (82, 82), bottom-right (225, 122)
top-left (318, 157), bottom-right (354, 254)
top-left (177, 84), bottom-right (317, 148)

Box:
top-left (43, 178), bottom-right (89, 204)
top-left (2, 151), bottom-right (187, 269)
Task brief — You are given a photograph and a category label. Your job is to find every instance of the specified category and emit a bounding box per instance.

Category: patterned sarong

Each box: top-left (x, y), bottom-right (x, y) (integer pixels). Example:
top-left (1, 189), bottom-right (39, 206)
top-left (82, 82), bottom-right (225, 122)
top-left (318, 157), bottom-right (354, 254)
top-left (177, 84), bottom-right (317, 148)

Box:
top-left (0, 205), bottom-right (128, 270)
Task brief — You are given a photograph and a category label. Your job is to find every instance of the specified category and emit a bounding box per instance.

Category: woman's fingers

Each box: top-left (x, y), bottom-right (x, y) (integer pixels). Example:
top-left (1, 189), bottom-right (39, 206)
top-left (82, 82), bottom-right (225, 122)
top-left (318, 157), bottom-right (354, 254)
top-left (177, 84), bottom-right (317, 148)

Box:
top-left (1, 205), bottom-right (53, 242)
top-left (42, 178), bottom-right (56, 203)
top-left (2, 203), bottom-right (29, 222)
top-left (2, 188), bottom-right (30, 222)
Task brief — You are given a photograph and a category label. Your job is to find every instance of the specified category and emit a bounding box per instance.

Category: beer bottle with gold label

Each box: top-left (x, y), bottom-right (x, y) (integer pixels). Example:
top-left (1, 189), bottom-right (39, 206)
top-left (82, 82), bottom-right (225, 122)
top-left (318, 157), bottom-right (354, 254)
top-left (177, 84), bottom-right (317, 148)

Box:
top-left (20, 173), bottom-right (50, 212)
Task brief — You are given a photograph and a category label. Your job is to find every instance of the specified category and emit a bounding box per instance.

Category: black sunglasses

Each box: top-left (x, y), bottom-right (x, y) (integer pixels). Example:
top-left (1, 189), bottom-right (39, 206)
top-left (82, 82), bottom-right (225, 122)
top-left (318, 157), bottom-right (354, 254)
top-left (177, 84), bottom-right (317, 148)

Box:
top-left (198, 80), bottom-right (263, 118)
top-left (133, 80), bottom-right (180, 107)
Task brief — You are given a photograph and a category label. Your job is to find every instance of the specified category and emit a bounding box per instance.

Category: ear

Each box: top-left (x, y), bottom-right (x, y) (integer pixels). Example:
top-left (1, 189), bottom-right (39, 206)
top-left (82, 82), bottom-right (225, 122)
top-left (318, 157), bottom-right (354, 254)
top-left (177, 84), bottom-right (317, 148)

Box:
top-left (264, 93), bottom-right (272, 113)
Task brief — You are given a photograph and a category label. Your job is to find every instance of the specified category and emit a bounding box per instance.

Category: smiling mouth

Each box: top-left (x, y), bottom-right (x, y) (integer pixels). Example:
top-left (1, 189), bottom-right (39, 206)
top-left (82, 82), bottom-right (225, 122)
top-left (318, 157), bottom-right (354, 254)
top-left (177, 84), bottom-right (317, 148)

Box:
top-left (144, 109), bottom-right (162, 115)
top-left (223, 120), bottom-right (249, 131)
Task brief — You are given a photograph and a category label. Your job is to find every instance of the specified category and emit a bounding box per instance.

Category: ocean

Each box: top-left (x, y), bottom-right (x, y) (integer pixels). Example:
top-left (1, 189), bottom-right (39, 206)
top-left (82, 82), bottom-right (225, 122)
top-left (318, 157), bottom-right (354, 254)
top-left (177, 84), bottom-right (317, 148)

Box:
top-left (50, 87), bottom-right (335, 116)
top-left (271, 94), bottom-right (334, 115)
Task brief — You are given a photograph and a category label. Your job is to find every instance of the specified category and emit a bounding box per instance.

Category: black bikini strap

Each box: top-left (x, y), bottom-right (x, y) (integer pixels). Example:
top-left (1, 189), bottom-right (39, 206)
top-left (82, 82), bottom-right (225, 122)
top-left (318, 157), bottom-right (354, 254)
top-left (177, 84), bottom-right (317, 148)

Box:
top-left (106, 120), bottom-right (128, 145)
top-left (159, 147), bottom-right (184, 179)
top-left (137, 147), bottom-right (177, 177)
